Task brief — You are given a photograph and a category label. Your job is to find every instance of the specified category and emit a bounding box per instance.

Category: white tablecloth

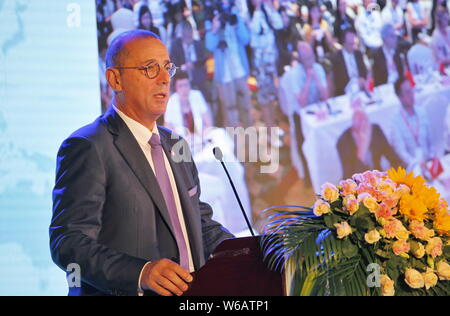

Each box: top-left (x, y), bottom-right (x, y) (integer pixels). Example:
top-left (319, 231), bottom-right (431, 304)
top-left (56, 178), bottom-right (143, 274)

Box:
top-left (294, 82), bottom-right (450, 194)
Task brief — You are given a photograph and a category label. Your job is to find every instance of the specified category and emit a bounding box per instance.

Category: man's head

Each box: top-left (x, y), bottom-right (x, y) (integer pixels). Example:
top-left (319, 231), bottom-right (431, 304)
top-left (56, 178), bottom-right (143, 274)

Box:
top-left (343, 28), bottom-right (358, 53)
top-left (381, 23), bottom-right (398, 50)
top-left (173, 70), bottom-right (191, 100)
top-left (105, 30), bottom-right (172, 128)
top-left (364, 0), bottom-right (376, 10)
top-left (395, 77), bottom-right (415, 111)
top-left (297, 41), bottom-right (315, 69)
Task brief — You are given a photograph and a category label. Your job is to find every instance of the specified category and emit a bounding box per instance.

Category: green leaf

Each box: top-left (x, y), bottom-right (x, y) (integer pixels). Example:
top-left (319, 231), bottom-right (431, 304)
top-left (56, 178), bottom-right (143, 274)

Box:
top-left (443, 245), bottom-right (450, 259)
top-left (323, 213), bottom-right (342, 229)
top-left (342, 239), bottom-right (359, 259)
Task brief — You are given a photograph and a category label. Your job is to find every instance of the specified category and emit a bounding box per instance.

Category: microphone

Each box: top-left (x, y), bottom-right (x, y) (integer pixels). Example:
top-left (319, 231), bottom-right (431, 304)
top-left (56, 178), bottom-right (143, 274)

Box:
top-left (213, 147), bottom-right (255, 237)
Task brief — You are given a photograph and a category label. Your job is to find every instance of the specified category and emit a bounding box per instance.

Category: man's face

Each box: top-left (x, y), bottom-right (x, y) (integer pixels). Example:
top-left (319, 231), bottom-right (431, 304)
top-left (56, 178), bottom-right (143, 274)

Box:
top-left (344, 32), bottom-right (357, 52)
top-left (141, 12), bottom-right (152, 29)
top-left (116, 37), bottom-right (171, 123)
top-left (399, 80), bottom-right (415, 110)
top-left (175, 78), bottom-right (191, 99)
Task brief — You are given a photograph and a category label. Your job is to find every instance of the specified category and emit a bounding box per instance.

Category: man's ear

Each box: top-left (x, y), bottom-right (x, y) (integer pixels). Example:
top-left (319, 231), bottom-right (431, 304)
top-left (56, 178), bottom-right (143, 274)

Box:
top-left (106, 68), bottom-right (123, 92)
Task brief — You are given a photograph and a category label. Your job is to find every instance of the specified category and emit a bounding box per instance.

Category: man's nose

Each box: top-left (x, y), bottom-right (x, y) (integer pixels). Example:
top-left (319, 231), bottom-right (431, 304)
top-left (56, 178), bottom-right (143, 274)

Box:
top-left (156, 67), bottom-right (170, 85)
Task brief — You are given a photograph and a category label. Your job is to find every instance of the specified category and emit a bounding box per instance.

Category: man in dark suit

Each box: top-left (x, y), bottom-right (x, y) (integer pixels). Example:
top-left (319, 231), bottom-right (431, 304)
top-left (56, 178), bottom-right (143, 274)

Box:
top-left (332, 28), bottom-right (368, 97)
top-left (50, 30), bottom-right (233, 296)
top-left (337, 107), bottom-right (403, 180)
top-left (372, 23), bottom-right (404, 87)
top-left (170, 20), bottom-right (209, 101)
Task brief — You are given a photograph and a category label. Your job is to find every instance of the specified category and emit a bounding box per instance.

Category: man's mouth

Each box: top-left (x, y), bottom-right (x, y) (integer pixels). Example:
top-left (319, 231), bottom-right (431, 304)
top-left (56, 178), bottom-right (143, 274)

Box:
top-left (153, 92), bottom-right (168, 99)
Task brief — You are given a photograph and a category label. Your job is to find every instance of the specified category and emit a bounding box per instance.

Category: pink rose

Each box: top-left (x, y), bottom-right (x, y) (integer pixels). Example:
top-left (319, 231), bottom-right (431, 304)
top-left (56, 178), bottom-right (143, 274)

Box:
top-left (375, 203), bottom-right (396, 220)
top-left (425, 237), bottom-right (443, 259)
top-left (340, 179), bottom-right (358, 196)
top-left (384, 218), bottom-right (406, 239)
top-left (409, 221), bottom-right (435, 241)
top-left (363, 171), bottom-right (380, 187)
top-left (393, 240), bottom-right (410, 256)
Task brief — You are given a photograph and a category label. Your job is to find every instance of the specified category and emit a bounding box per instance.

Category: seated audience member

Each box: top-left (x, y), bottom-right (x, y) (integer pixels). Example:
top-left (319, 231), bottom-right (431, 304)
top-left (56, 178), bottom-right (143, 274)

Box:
top-left (382, 0), bottom-right (405, 37)
top-left (165, 71), bottom-right (212, 140)
top-left (303, 2), bottom-right (336, 59)
top-left (431, 8), bottom-right (450, 69)
top-left (170, 20), bottom-right (209, 101)
top-left (294, 42), bottom-right (329, 108)
top-left (334, 0), bottom-right (356, 44)
top-left (407, 0), bottom-right (429, 42)
top-left (137, 5), bottom-right (160, 37)
top-left (332, 28), bottom-right (368, 96)
top-left (407, 35), bottom-right (437, 74)
top-left (355, 0), bottom-right (383, 50)
top-left (391, 77), bottom-right (438, 171)
top-left (165, 72), bottom-right (252, 234)
top-left (372, 23), bottom-right (404, 86)
top-left (338, 107), bottom-right (403, 180)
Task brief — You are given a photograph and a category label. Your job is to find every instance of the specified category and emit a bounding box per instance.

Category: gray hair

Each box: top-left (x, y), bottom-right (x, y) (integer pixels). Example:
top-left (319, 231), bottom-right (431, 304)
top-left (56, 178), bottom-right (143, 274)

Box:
top-left (105, 30), bottom-right (160, 69)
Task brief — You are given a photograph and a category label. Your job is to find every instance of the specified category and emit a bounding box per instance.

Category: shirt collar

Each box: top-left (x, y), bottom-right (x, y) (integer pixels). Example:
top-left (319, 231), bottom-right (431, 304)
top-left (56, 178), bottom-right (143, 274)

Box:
top-left (112, 104), bottom-right (158, 146)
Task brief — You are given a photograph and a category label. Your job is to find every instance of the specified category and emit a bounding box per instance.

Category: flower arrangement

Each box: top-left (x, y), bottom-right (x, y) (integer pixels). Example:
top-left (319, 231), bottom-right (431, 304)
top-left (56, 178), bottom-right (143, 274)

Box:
top-left (262, 168), bottom-right (450, 296)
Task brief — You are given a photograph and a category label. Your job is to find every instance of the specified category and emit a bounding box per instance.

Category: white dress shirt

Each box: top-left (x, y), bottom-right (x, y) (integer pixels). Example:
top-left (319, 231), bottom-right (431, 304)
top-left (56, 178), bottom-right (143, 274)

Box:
top-left (342, 49), bottom-right (359, 80)
top-left (383, 46), bottom-right (399, 84)
top-left (112, 105), bottom-right (195, 293)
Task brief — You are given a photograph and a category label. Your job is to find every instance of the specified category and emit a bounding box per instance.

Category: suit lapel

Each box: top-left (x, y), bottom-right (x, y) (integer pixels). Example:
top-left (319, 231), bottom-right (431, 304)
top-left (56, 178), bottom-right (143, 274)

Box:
top-left (159, 129), bottom-right (204, 269)
top-left (104, 108), bottom-right (176, 240)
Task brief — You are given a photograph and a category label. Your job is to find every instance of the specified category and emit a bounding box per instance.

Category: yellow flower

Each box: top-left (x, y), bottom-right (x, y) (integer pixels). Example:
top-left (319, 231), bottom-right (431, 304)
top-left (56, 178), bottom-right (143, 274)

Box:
top-left (334, 222), bottom-right (352, 239)
top-left (321, 183), bottom-right (340, 203)
top-left (399, 194), bottom-right (429, 222)
top-left (364, 229), bottom-right (381, 244)
top-left (404, 268), bottom-right (425, 289)
top-left (412, 183), bottom-right (441, 210)
top-left (388, 167), bottom-right (424, 188)
top-left (380, 275), bottom-right (395, 296)
top-left (436, 261), bottom-right (450, 281)
top-left (422, 269), bottom-right (438, 290)
top-left (313, 199), bottom-right (331, 217)
top-left (343, 195), bottom-right (360, 215)
top-left (434, 207), bottom-right (450, 236)
top-left (410, 241), bottom-right (426, 259)
top-left (358, 193), bottom-right (380, 213)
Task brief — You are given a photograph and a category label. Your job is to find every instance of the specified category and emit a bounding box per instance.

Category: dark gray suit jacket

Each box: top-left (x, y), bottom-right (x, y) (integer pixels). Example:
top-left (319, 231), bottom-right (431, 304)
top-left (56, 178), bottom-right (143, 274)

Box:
top-left (50, 106), bottom-right (233, 296)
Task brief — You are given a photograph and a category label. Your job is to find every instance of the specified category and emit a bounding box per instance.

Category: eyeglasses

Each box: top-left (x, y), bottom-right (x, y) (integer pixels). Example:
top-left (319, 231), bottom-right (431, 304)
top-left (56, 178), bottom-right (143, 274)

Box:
top-left (115, 61), bottom-right (179, 79)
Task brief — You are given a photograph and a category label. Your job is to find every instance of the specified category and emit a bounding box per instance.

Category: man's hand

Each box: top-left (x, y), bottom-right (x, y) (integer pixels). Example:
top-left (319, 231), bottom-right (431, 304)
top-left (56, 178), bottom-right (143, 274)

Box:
top-left (140, 259), bottom-right (193, 296)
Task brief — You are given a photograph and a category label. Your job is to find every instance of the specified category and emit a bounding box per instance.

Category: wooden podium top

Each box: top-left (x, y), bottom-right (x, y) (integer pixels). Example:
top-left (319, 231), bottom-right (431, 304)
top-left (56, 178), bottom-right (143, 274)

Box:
top-left (183, 236), bottom-right (285, 296)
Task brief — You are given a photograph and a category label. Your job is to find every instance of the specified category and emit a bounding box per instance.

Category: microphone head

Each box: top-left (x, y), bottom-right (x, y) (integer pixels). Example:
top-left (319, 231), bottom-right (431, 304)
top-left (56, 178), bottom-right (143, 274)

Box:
top-left (213, 147), bottom-right (223, 161)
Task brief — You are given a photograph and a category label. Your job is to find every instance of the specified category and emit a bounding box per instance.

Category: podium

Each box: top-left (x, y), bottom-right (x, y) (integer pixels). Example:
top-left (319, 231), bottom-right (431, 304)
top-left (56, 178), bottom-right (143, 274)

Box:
top-left (183, 236), bottom-right (285, 296)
